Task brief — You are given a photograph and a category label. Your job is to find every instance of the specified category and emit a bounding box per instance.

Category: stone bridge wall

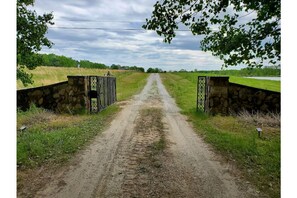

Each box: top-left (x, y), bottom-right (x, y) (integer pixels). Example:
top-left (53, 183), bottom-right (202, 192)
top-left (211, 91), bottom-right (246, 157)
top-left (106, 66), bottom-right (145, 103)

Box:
top-left (198, 77), bottom-right (280, 115)
top-left (17, 76), bottom-right (88, 113)
top-left (228, 82), bottom-right (280, 114)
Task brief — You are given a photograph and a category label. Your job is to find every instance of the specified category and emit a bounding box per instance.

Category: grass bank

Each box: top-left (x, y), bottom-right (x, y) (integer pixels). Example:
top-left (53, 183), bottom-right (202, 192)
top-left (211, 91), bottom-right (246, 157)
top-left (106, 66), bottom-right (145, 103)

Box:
top-left (161, 73), bottom-right (280, 198)
top-left (17, 104), bottom-right (118, 168)
top-left (17, 66), bottom-right (148, 90)
top-left (170, 72), bottom-right (280, 92)
top-left (17, 70), bottom-right (148, 169)
top-left (116, 72), bottom-right (149, 101)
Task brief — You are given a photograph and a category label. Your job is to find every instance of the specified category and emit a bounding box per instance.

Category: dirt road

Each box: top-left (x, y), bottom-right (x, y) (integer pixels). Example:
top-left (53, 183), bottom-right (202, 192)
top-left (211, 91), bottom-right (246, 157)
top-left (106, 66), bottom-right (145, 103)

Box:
top-left (35, 74), bottom-right (260, 198)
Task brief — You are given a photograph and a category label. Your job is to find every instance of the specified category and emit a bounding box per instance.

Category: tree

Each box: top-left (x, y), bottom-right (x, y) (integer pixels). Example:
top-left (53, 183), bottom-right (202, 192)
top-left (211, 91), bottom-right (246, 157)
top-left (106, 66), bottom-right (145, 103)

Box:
top-left (147, 68), bottom-right (154, 73)
top-left (79, 60), bottom-right (107, 69)
top-left (143, 0), bottom-right (280, 69)
top-left (17, 0), bottom-right (54, 86)
top-left (110, 64), bottom-right (120, 70)
top-left (136, 67), bottom-right (145, 72)
top-left (147, 67), bottom-right (163, 73)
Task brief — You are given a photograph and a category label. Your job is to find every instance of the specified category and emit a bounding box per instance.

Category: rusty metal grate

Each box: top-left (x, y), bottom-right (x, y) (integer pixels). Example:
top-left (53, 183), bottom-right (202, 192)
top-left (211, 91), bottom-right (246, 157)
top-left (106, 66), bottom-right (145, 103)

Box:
top-left (91, 98), bottom-right (98, 112)
top-left (197, 76), bottom-right (206, 112)
top-left (90, 76), bottom-right (98, 113)
top-left (90, 76), bottom-right (97, 91)
top-left (88, 76), bottom-right (117, 113)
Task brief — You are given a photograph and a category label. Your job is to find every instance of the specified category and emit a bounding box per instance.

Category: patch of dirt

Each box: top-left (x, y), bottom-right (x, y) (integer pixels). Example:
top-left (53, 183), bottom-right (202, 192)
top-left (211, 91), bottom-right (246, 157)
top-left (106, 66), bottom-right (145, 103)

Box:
top-left (17, 163), bottom-right (70, 198)
top-left (19, 74), bottom-right (265, 198)
top-left (120, 107), bottom-right (165, 197)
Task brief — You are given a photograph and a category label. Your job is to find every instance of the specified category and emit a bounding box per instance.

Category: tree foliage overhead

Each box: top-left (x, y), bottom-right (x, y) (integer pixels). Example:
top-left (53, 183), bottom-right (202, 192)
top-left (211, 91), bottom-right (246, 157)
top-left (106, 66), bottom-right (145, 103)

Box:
top-left (143, 0), bottom-right (280, 68)
top-left (17, 0), bottom-right (54, 86)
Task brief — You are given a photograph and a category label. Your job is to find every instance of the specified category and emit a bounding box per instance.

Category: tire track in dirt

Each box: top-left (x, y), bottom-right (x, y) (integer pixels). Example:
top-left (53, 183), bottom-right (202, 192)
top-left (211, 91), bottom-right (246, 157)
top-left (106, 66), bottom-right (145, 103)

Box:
top-left (34, 74), bottom-right (263, 198)
top-left (95, 80), bottom-right (167, 197)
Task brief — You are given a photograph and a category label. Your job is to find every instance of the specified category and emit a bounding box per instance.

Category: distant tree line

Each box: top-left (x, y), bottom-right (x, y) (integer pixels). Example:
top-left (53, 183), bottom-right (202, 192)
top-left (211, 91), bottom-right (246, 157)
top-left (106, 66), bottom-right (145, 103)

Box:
top-left (171, 66), bottom-right (280, 77)
top-left (39, 53), bottom-right (145, 72)
top-left (110, 64), bottom-right (145, 72)
top-left (146, 67), bottom-right (165, 73)
top-left (196, 67), bottom-right (280, 77)
top-left (41, 53), bottom-right (78, 67)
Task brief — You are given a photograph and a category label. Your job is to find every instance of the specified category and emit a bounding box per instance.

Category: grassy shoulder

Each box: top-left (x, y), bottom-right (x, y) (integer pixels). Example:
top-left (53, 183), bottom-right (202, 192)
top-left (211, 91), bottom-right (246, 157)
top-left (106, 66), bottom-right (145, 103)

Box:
top-left (17, 104), bottom-right (118, 168)
top-left (169, 72), bottom-right (280, 92)
top-left (229, 76), bottom-right (280, 92)
top-left (160, 73), bottom-right (280, 198)
top-left (116, 72), bottom-right (149, 101)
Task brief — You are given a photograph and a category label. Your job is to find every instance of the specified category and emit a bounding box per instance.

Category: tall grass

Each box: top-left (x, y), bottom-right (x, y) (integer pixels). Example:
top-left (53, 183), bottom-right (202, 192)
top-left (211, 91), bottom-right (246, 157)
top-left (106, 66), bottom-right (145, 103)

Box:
top-left (161, 73), bottom-right (280, 198)
top-left (17, 66), bottom-right (144, 89)
top-left (17, 104), bottom-right (118, 168)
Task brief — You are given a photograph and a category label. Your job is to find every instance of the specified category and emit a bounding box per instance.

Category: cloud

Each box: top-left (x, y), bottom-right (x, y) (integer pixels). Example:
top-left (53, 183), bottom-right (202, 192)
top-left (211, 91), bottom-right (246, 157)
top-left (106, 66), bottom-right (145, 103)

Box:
top-left (33, 0), bottom-right (241, 71)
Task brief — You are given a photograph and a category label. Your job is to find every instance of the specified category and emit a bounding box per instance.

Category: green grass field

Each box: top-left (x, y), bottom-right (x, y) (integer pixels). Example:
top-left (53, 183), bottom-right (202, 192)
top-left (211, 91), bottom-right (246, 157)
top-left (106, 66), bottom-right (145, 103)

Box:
top-left (17, 66), bottom-right (108, 89)
top-left (160, 73), bottom-right (280, 198)
top-left (17, 67), bottom-right (149, 169)
top-left (17, 104), bottom-right (119, 168)
top-left (172, 72), bottom-right (280, 92)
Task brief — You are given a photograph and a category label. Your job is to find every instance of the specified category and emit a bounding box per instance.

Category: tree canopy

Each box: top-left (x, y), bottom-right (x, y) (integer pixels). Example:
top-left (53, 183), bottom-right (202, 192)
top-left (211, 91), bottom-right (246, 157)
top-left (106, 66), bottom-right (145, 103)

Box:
top-left (143, 0), bottom-right (280, 69)
top-left (147, 67), bottom-right (163, 73)
top-left (41, 54), bottom-right (78, 67)
top-left (17, 0), bottom-right (54, 86)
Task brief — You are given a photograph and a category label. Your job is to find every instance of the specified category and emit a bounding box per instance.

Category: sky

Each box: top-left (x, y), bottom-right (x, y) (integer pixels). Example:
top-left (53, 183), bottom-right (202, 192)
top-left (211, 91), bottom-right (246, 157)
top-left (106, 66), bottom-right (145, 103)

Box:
top-left (30, 0), bottom-right (241, 71)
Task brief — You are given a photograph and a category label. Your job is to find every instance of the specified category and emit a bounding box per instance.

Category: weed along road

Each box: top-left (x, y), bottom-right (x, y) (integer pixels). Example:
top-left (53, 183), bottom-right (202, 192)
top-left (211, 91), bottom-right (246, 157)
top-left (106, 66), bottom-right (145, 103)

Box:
top-left (35, 74), bottom-right (260, 198)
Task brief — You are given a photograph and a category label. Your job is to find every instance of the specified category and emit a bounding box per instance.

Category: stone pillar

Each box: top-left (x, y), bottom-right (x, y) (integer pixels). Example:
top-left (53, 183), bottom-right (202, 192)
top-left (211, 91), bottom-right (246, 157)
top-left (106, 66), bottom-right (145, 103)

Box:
top-left (207, 77), bottom-right (229, 115)
top-left (62, 76), bottom-right (88, 113)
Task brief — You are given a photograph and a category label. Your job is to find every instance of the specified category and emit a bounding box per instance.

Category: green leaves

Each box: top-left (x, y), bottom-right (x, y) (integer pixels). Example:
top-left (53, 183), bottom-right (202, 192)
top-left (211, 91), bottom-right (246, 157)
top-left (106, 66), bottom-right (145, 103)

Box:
top-left (143, 0), bottom-right (280, 69)
top-left (17, 65), bottom-right (34, 87)
top-left (17, 0), bottom-right (54, 86)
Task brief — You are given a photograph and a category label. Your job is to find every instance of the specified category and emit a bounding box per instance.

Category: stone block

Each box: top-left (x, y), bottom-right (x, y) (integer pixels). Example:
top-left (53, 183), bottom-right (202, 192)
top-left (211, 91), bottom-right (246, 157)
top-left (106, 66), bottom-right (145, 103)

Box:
top-left (255, 91), bottom-right (266, 101)
top-left (38, 98), bottom-right (43, 105)
top-left (213, 97), bottom-right (220, 106)
top-left (209, 77), bottom-right (229, 86)
top-left (265, 95), bottom-right (273, 102)
top-left (272, 97), bottom-right (279, 104)
top-left (75, 104), bottom-right (82, 109)
top-left (224, 100), bottom-right (228, 108)
top-left (68, 78), bottom-right (74, 85)
top-left (79, 78), bottom-right (85, 85)
top-left (44, 89), bottom-right (51, 95)
top-left (209, 80), bottom-right (214, 86)
top-left (53, 93), bottom-right (59, 99)
top-left (260, 104), bottom-right (269, 112)
top-left (32, 90), bottom-right (43, 97)
top-left (248, 96), bottom-right (253, 102)
top-left (238, 89), bottom-right (246, 99)
top-left (209, 98), bottom-right (213, 107)
top-left (59, 89), bottom-right (66, 95)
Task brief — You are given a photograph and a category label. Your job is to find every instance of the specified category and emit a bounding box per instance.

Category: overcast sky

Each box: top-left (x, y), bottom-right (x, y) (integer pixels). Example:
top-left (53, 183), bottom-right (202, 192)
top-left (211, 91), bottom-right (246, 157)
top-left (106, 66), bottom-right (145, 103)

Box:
top-left (32, 0), bottom-right (250, 71)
